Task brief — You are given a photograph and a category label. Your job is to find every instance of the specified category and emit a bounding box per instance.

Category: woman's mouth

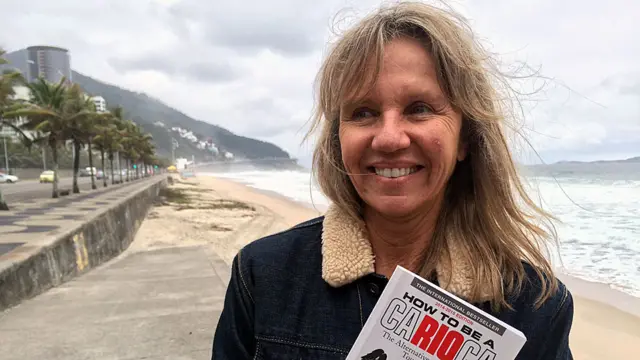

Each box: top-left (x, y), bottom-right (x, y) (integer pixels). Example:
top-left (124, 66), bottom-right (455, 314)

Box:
top-left (369, 166), bottom-right (424, 178)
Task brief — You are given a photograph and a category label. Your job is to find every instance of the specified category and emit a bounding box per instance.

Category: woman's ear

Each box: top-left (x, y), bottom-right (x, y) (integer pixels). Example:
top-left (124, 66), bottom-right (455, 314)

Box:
top-left (457, 118), bottom-right (470, 162)
top-left (457, 141), bottom-right (468, 162)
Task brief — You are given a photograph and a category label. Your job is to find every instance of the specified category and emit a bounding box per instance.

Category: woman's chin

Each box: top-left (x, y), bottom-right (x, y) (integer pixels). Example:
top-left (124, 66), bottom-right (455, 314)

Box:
top-left (364, 197), bottom-right (424, 219)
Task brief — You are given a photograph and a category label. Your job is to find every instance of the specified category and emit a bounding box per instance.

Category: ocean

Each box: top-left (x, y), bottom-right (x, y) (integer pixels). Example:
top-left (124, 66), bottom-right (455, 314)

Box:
top-left (201, 165), bottom-right (640, 299)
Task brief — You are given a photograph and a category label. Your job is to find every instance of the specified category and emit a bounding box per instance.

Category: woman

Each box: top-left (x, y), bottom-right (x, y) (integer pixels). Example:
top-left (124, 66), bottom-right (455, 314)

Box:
top-left (212, 2), bottom-right (573, 359)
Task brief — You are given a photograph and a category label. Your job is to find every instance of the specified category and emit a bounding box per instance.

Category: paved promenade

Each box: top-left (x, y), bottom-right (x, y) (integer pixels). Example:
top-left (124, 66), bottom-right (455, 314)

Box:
top-left (0, 244), bottom-right (227, 360)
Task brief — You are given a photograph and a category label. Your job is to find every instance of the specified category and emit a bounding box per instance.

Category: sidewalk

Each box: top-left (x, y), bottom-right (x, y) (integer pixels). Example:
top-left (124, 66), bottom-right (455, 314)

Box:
top-left (0, 177), bottom-right (161, 258)
top-left (0, 244), bottom-right (225, 360)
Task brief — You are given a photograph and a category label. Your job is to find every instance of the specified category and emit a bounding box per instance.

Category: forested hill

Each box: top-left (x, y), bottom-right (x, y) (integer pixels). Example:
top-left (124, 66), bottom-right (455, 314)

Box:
top-left (71, 71), bottom-right (291, 161)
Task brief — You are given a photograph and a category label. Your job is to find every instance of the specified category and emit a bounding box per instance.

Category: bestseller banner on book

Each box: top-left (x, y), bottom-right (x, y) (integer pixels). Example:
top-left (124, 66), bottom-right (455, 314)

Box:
top-left (346, 266), bottom-right (526, 360)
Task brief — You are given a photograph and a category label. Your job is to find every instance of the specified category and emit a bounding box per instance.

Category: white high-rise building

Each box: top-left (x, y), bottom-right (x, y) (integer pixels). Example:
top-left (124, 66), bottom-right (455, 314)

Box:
top-left (0, 85), bottom-right (35, 141)
top-left (91, 96), bottom-right (106, 113)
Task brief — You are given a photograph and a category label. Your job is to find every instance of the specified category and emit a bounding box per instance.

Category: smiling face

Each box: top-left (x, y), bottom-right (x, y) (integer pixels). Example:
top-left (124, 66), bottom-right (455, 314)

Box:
top-left (338, 37), bottom-right (467, 218)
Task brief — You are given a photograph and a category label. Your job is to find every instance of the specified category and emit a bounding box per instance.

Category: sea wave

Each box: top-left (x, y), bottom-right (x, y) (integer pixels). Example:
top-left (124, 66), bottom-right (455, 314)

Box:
top-left (202, 169), bottom-right (640, 298)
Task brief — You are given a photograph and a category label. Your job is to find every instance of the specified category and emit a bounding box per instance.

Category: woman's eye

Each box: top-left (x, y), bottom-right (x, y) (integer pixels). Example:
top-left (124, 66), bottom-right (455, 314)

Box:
top-left (408, 103), bottom-right (432, 115)
top-left (352, 108), bottom-right (376, 119)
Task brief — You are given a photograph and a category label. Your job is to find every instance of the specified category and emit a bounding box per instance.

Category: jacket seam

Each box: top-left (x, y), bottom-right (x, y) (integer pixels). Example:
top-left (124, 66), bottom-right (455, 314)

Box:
top-left (237, 249), bottom-right (255, 304)
top-left (255, 335), bottom-right (349, 355)
top-left (253, 340), bottom-right (261, 360)
top-left (290, 217), bottom-right (323, 230)
top-left (250, 217), bottom-right (323, 245)
top-left (356, 283), bottom-right (364, 328)
top-left (551, 285), bottom-right (569, 323)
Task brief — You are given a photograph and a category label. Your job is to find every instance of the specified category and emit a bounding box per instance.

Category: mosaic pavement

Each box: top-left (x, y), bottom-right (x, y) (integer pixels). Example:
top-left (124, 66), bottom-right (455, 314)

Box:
top-left (0, 178), bottom-right (160, 257)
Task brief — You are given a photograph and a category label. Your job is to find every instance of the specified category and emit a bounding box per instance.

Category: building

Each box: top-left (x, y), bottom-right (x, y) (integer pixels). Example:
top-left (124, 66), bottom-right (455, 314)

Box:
top-left (0, 85), bottom-right (35, 141)
top-left (91, 96), bottom-right (106, 113)
top-left (0, 45), bottom-right (72, 85)
top-left (81, 94), bottom-right (107, 113)
top-left (0, 49), bottom-right (30, 79)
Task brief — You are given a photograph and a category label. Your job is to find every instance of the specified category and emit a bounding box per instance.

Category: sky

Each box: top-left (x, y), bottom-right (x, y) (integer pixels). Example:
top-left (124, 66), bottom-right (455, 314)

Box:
top-left (1, 0), bottom-right (639, 166)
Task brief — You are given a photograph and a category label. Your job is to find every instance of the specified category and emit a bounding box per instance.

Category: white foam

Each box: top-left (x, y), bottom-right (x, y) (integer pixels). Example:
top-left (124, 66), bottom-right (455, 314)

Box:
top-left (200, 170), bottom-right (330, 209)
top-left (202, 170), bottom-right (640, 298)
top-left (523, 177), bottom-right (640, 297)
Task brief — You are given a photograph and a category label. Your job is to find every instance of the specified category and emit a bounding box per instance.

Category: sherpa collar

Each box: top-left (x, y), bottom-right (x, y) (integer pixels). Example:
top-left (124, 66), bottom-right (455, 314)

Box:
top-left (320, 203), bottom-right (483, 301)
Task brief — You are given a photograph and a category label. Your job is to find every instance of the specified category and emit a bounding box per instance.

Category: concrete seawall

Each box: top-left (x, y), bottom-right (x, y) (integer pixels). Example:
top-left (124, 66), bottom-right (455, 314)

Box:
top-left (0, 176), bottom-right (167, 312)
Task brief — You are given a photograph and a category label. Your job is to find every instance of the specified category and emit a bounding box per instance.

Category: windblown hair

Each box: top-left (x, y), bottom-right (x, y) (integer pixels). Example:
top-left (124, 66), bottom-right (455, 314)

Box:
top-left (305, 1), bottom-right (559, 309)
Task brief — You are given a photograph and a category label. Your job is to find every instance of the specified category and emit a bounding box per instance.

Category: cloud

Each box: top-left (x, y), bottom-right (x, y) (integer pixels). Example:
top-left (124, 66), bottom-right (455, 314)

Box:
top-left (162, 0), bottom-right (338, 56)
top-left (108, 54), bottom-right (242, 83)
top-left (1, 0), bottom-right (638, 164)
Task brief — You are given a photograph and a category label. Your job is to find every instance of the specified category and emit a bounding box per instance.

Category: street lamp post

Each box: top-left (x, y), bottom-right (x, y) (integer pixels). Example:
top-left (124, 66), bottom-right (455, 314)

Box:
top-left (171, 138), bottom-right (178, 165)
top-left (3, 137), bottom-right (8, 174)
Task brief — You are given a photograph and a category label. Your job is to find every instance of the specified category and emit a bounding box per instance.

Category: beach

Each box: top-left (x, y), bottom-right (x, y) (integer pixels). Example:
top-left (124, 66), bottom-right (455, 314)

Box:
top-left (130, 174), bottom-right (322, 266)
top-left (136, 174), bottom-right (640, 358)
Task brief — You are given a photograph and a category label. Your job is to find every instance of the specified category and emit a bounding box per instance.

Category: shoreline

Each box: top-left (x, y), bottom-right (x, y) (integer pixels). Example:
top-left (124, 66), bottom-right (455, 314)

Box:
top-left (557, 272), bottom-right (640, 319)
top-left (203, 173), bottom-right (640, 312)
top-left (198, 174), bottom-right (640, 316)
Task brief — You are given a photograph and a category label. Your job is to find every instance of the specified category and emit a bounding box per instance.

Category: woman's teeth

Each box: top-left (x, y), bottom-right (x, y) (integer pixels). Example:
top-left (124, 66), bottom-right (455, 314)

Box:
top-left (374, 167), bottom-right (417, 178)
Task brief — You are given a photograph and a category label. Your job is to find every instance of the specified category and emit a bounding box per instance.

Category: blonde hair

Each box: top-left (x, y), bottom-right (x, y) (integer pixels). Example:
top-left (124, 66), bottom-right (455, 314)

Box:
top-left (305, 1), bottom-right (559, 309)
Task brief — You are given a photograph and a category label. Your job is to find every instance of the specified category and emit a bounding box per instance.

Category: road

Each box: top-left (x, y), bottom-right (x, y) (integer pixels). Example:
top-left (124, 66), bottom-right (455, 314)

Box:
top-left (1, 176), bottom-right (121, 203)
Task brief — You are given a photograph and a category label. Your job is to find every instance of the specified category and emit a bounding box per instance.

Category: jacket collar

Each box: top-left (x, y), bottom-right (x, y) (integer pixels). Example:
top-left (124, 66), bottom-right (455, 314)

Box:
top-left (320, 203), bottom-right (484, 301)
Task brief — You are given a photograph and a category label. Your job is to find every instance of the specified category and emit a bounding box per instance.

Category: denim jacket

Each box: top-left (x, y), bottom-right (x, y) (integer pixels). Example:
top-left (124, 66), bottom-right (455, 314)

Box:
top-left (212, 205), bottom-right (574, 359)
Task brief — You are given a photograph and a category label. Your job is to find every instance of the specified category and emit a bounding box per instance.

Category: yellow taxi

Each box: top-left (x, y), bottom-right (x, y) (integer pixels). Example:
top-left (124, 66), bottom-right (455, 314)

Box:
top-left (39, 170), bottom-right (55, 183)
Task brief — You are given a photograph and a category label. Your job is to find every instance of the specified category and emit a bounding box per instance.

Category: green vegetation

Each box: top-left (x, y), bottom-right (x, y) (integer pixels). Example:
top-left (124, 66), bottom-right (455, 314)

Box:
top-left (0, 48), bottom-right (28, 210)
top-left (159, 187), bottom-right (190, 205)
top-left (0, 47), bottom-right (161, 210)
top-left (175, 199), bottom-right (255, 212)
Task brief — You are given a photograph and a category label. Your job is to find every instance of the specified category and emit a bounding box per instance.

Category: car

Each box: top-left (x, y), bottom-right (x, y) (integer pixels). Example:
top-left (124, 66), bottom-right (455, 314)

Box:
top-left (79, 167), bottom-right (97, 177)
top-left (39, 170), bottom-right (55, 183)
top-left (96, 170), bottom-right (109, 180)
top-left (0, 173), bottom-right (19, 183)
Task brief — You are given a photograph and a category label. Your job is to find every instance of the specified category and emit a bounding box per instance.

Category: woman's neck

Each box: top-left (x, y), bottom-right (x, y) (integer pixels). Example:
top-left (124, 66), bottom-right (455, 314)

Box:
top-left (363, 203), bottom-right (442, 279)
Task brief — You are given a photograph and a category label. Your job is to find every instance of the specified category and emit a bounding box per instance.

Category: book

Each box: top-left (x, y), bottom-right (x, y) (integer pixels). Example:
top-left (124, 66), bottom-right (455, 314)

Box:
top-left (346, 266), bottom-right (526, 360)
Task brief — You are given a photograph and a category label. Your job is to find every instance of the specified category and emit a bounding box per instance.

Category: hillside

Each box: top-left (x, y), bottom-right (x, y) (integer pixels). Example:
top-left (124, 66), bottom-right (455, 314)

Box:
top-left (71, 71), bottom-right (291, 161)
top-left (522, 156), bottom-right (640, 179)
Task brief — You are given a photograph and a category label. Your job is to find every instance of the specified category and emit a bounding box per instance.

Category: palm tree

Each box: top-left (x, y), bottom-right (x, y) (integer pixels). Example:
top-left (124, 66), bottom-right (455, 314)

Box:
top-left (71, 90), bottom-right (100, 191)
top-left (108, 132), bottom-right (124, 185)
top-left (138, 132), bottom-right (155, 177)
top-left (92, 111), bottom-right (116, 187)
top-left (0, 48), bottom-right (29, 210)
top-left (119, 120), bottom-right (139, 182)
top-left (61, 83), bottom-right (94, 194)
top-left (110, 106), bottom-right (126, 184)
top-left (7, 77), bottom-right (77, 198)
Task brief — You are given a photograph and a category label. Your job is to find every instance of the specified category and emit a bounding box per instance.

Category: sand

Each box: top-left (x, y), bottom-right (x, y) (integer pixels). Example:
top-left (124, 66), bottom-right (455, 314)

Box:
top-left (129, 175), bottom-right (322, 265)
top-left (133, 174), bottom-right (640, 358)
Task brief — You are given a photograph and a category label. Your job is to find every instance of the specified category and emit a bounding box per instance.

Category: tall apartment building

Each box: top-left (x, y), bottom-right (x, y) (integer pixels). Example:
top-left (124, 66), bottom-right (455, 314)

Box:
top-left (92, 96), bottom-right (107, 113)
top-left (0, 86), bottom-right (34, 141)
top-left (0, 45), bottom-right (72, 84)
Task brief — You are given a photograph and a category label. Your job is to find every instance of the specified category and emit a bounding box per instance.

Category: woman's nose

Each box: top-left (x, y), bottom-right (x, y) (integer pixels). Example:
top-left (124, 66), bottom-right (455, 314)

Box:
top-left (370, 112), bottom-right (410, 153)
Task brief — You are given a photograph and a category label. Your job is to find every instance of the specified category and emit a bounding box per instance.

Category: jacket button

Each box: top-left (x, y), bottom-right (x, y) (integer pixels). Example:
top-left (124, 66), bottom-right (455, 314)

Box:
top-left (368, 283), bottom-right (380, 296)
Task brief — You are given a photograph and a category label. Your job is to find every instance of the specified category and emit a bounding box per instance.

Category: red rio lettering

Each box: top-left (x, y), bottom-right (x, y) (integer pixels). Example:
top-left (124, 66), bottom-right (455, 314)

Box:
top-left (410, 314), bottom-right (465, 360)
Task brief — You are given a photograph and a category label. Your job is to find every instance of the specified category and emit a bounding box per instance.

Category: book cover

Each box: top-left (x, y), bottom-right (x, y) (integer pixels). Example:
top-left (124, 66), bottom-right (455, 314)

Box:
top-left (346, 266), bottom-right (526, 360)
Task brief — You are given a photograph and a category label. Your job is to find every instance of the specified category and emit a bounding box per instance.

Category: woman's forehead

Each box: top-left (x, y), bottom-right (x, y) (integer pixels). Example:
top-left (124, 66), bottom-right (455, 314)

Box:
top-left (338, 37), bottom-right (444, 104)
